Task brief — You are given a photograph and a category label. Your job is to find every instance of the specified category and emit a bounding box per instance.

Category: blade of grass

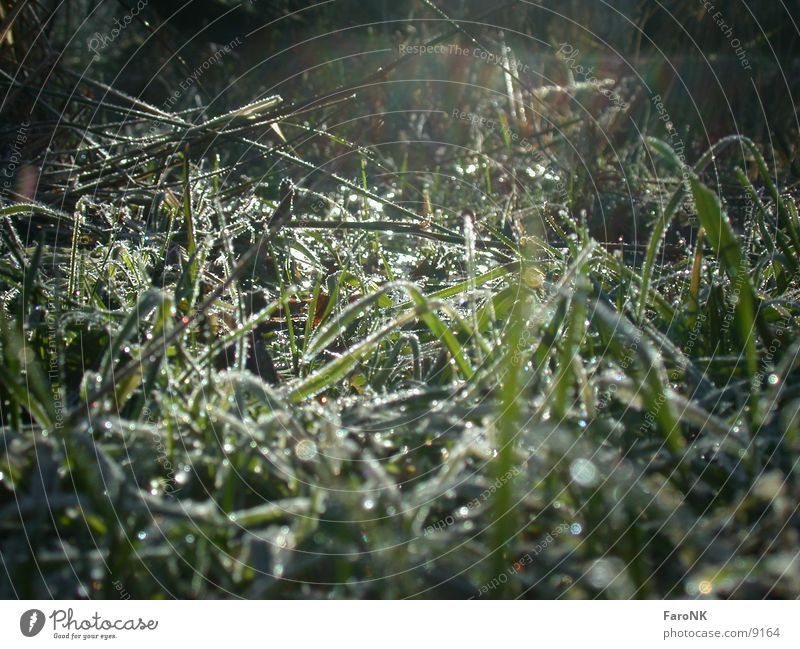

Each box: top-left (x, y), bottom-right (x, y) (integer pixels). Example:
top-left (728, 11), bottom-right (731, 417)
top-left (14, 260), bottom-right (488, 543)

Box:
top-left (690, 177), bottom-right (762, 425)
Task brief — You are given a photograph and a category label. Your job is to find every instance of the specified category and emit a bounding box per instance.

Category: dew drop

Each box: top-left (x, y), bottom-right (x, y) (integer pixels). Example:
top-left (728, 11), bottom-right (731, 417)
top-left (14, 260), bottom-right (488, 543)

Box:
top-left (570, 458), bottom-right (599, 487)
top-left (294, 439), bottom-right (318, 461)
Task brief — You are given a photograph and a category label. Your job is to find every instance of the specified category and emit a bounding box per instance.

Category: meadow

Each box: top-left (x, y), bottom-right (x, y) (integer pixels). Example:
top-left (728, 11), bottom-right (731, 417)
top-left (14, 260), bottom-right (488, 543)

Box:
top-left (0, 0), bottom-right (799, 599)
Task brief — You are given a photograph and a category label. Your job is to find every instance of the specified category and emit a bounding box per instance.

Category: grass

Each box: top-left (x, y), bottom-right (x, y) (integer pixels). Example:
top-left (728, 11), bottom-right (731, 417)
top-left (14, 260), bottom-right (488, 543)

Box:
top-left (1, 0), bottom-right (799, 599)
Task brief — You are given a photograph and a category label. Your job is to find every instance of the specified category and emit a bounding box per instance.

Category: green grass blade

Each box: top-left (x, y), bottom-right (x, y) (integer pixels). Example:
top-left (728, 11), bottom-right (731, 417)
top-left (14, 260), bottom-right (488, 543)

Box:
top-left (690, 177), bottom-right (761, 424)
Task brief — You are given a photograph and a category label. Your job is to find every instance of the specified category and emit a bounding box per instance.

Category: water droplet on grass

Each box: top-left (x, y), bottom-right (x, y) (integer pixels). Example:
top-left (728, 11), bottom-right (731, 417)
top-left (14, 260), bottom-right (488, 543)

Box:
top-left (587, 558), bottom-right (623, 589)
top-left (295, 439), bottom-right (317, 461)
top-left (570, 458), bottom-right (599, 487)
